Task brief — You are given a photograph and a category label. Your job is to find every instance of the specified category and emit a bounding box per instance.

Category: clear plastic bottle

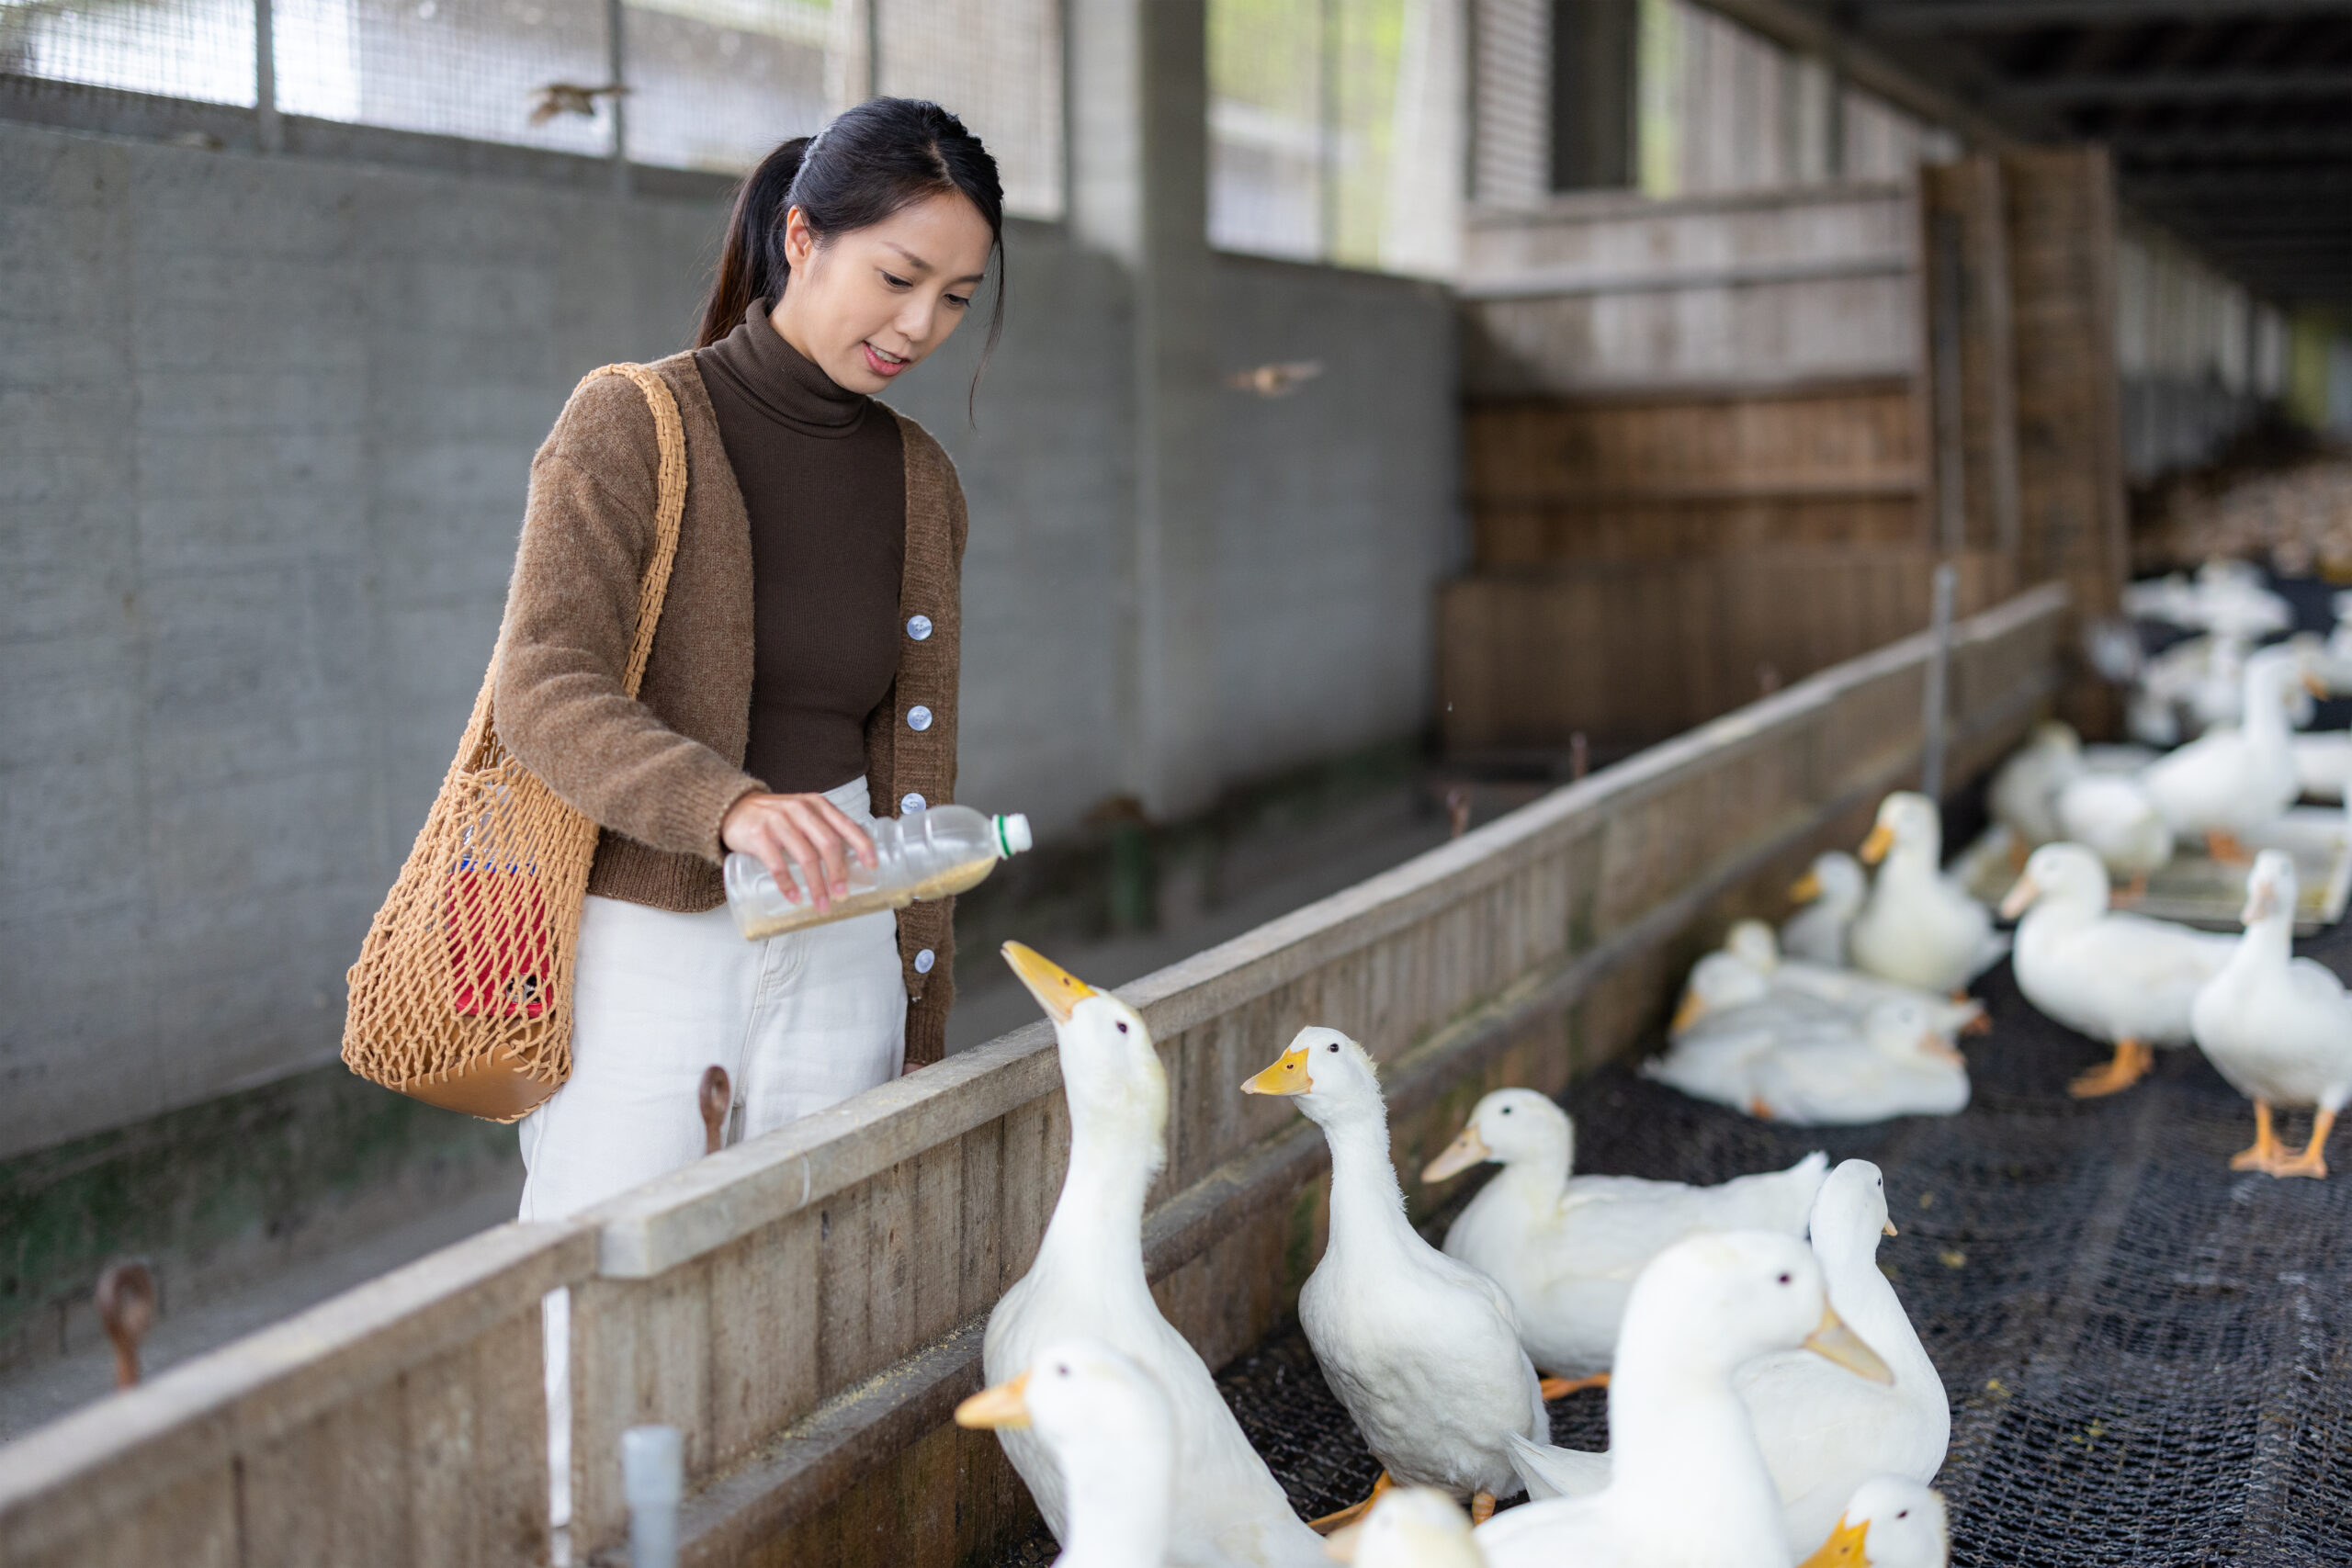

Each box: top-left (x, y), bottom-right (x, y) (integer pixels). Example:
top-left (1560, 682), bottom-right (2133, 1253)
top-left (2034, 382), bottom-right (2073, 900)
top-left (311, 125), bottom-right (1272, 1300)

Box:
top-left (723, 805), bottom-right (1033, 940)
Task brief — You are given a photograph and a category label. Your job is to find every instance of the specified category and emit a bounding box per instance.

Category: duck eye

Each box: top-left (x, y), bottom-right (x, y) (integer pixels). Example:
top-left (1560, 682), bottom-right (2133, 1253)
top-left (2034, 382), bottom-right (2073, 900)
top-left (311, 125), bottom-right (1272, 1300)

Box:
top-left (1499, 1106), bottom-right (1512, 1114)
top-left (1115, 1021), bottom-right (1128, 1034)
top-left (1778, 1272), bottom-right (1792, 1285)
top-left (1055, 1362), bottom-right (1069, 1376)
top-left (1327, 1042), bottom-right (1340, 1053)
top-left (1896, 1510), bottom-right (1909, 1519)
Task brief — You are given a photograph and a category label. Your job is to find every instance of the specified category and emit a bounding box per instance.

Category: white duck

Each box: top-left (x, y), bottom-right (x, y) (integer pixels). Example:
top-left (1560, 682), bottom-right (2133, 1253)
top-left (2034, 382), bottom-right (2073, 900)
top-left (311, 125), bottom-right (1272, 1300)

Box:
top-left (1506, 1163), bottom-right (1946, 1557)
top-left (1327, 1488), bottom-right (1487, 1568)
top-left (1648, 997), bottom-right (1970, 1126)
top-left (2189, 850), bottom-right (2352, 1179)
top-left (957, 1339), bottom-right (1176, 1568)
top-left (1671, 950), bottom-right (1844, 1040)
top-left (1424, 1089), bottom-right (1826, 1380)
top-left (1849, 794), bottom-right (2007, 995)
top-left (1472, 1231), bottom-right (1893, 1568)
top-left (1798, 1478), bottom-right (1951, 1568)
top-left (1988, 721), bottom-right (2084, 852)
top-left (988, 944), bottom-right (1327, 1568)
top-left (1245, 1028), bottom-right (1545, 1525)
top-left (1725, 922), bottom-right (1985, 1040)
top-left (2141, 645), bottom-right (2321, 859)
top-left (1782, 852), bottom-right (1869, 967)
top-left (2052, 773), bottom-right (2175, 891)
top-left (2001, 843), bottom-right (2237, 1098)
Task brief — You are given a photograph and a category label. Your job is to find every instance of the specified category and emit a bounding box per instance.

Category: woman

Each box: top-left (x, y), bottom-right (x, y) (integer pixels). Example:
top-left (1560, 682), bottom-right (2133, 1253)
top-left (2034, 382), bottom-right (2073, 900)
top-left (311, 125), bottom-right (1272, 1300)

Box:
top-left (498, 99), bottom-right (1002, 1223)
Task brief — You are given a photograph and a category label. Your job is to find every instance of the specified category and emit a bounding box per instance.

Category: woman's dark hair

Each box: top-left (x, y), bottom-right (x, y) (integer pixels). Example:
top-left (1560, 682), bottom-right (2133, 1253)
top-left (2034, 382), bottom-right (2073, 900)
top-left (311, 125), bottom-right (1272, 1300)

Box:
top-left (695, 98), bottom-right (1006, 413)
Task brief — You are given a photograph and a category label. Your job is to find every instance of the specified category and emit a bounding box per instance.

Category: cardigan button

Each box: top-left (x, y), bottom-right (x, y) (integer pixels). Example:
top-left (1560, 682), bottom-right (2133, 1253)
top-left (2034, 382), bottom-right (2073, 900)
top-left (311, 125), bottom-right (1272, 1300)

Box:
top-left (907, 705), bottom-right (933, 732)
top-left (900, 792), bottom-right (927, 814)
top-left (907, 615), bottom-right (933, 641)
top-left (914, 948), bottom-right (936, 974)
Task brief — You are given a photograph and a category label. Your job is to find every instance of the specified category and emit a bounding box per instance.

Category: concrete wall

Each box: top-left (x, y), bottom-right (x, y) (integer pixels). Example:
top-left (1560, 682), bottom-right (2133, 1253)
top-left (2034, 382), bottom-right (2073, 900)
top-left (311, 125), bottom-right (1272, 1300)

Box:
top-left (0, 118), bottom-right (1458, 1161)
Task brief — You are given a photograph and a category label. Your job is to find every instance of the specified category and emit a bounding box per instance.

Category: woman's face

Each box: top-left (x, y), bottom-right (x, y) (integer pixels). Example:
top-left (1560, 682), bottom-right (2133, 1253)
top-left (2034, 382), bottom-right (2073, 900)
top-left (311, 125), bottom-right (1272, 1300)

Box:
top-left (771, 189), bottom-right (995, 394)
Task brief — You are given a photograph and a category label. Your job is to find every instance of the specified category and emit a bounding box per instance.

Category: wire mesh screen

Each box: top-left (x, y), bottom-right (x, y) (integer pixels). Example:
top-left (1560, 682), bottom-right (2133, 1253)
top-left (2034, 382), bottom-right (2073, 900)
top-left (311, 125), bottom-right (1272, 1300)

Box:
top-left (624, 0), bottom-right (844, 174)
top-left (7, 0), bottom-right (1067, 197)
top-left (1, 0), bottom-right (257, 106)
top-left (1208, 0), bottom-right (1462, 276)
top-left (993, 935), bottom-right (2352, 1565)
top-left (272, 0), bottom-right (609, 153)
top-left (876, 0), bottom-right (1062, 220)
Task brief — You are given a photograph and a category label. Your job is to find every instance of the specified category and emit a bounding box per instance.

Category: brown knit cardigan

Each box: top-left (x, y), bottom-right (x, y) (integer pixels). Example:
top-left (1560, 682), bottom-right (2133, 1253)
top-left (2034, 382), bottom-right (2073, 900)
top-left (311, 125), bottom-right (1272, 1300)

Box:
top-left (493, 349), bottom-right (966, 1063)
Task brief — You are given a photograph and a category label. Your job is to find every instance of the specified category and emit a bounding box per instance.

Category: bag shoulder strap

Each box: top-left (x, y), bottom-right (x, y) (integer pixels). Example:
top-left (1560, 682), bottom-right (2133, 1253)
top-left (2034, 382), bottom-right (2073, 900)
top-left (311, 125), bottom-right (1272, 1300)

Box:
top-left (582, 362), bottom-right (688, 700)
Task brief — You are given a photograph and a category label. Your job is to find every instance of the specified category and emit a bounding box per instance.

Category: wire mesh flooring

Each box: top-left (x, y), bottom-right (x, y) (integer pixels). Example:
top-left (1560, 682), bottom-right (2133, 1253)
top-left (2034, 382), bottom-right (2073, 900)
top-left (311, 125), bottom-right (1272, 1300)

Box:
top-left (991, 925), bottom-right (2352, 1567)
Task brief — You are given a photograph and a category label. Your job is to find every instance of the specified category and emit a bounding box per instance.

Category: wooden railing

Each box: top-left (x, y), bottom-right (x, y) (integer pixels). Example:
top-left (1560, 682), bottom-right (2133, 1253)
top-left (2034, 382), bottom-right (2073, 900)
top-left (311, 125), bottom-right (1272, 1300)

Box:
top-left (0, 584), bottom-right (2067, 1568)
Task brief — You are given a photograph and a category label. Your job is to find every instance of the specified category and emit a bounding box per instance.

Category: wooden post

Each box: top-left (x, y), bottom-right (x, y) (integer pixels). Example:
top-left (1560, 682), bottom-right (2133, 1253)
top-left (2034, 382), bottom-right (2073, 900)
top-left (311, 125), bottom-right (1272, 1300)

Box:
top-left (2002, 146), bottom-right (2129, 737)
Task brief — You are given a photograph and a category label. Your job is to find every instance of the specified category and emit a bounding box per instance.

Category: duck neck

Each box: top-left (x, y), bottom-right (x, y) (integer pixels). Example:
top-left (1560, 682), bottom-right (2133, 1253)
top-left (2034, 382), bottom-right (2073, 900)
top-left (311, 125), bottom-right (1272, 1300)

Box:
top-left (2243, 671), bottom-right (2293, 750)
top-left (2226, 908), bottom-right (2295, 976)
top-left (1491, 1149), bottom-right (1570, 1213)
top-left (1035, 1107), bottom-right (1158, 1292)
top-left (1814, 1230), bottom-right (1934, 1391)
top-left (1056, 1448), bottom-right (1171, 1568)
top-left (1605, 1333), bottom-right (1781, 1540)
top-left (1316, 1100), bottom-right (1420, 1257)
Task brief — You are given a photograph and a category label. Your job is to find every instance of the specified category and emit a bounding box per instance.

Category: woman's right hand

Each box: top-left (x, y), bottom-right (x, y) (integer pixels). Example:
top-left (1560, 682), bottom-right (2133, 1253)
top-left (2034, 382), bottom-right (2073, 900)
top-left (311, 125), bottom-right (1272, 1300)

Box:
top-left (722, 792), bottom-right (876, 913)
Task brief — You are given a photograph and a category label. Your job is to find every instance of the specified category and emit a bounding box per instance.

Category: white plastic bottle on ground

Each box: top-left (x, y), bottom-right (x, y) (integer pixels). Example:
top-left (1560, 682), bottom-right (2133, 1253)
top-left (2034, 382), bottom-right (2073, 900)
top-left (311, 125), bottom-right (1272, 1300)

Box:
top-left (723, 804), bottom-right (1033, 940)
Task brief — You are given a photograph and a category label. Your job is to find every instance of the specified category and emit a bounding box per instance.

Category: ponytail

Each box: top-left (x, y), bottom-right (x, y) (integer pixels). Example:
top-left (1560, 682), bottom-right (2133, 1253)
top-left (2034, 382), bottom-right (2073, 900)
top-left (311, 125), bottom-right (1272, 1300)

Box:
top-left (693, 99), bottom-right (1007, 415)
top-left (695, 136), bottom-right (810, 350)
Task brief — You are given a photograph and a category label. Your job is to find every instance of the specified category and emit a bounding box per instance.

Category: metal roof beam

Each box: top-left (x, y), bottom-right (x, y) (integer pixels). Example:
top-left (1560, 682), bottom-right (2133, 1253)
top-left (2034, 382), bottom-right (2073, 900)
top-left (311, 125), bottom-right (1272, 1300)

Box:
top-left (1999, 68), bottom-right (2352, 106)
top-left (1861, 0), bottom-right (2350, 33)
top-left (2115, 129), bottom-right (2352, 160)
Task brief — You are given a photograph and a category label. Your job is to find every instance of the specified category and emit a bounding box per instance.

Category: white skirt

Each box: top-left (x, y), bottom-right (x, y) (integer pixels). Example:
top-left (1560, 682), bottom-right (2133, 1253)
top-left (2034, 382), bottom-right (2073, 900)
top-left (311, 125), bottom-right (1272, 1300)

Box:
top-left (516, 773), bottom-right (909, 1224)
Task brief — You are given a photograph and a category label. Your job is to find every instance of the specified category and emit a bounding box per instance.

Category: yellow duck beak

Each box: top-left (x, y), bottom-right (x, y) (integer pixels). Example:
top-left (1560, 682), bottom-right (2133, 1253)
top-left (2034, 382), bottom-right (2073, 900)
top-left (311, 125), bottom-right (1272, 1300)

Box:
top-left (1997, 874), bottom-right (2039, 920)
top-left (2304, 671), bottom-right (2331, 699)
top-left (1804, 1304), bottom-right (1894, 1384)
top-left (1421, 1123), bottom-right (1492, 1182)
top-left (1001, 942), bottom-right (1096, 1025)
top-left (1883, 1219), bottom-right (1900, 1236)
top-left (1790, 870), bottom-right (1824, 903)
top-left (954, 1371), bottom-right (1031, 1430)
top-left (1795, 1513), bottom-right (1871, 1567)
top-left (1859, 823), bottom-right (1895, 865)
top-left (1671, 990), bottom-right (1706, 1032)
top-left (1242, 1044), bottom-right (1313, 1097)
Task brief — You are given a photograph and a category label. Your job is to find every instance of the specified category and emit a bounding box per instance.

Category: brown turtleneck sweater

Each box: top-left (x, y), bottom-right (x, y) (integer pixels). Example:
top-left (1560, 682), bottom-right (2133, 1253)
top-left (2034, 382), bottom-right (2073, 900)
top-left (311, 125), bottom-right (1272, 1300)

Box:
top-left (697, 301), bottom-right (906, 795)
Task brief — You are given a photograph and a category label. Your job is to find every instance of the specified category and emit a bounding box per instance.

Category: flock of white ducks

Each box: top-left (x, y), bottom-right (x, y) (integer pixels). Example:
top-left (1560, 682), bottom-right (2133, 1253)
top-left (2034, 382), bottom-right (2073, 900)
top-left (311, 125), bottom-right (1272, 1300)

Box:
top-left (981, 941), bottom-right (1956, 1567)
top-left (975, 656), bottom-right (2352, 1566)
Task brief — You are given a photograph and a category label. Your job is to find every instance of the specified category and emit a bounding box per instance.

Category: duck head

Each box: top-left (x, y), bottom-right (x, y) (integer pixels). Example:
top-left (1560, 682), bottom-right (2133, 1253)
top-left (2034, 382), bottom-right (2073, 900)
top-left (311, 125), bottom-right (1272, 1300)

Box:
top-left (1809, 1158), bottom-right (1902, 1260)
top-left (2246, 644), bottom-right (2328, 716)
top-left (1325, 1486), bottom-right (1483, 1568)
top-left (1674, 951), bottom-right (1772, 1032)
top-left (1242, 1025), bottom-right (1381, 1128)
top-left (1999, 841), bottom-right (2109, 920)
top-left (1003, 942), bottom-right (1169, 1164)
top-left (956, 1338), bottom-right (1175, 1558)
top-left (1860, 793), bottom-right (1939, 869)
top-left (1796, 1476), bottom-right (1950, 1568)
top-left (1726, 919), bottom-right (1781, 973)
top-left (1792, 851), bottom-right (1868, 916)
top-left (1621, 1231), bottom-right (1893, 1383)
top-left (1861, 998), bottom-right (1964, 1068)
top-left (1420, 1088), bottom-right (1570, 1183)
top-left (2241, 848), bottom-right (2299, 927)
top-left (2027, 719), bottom-right (2083, 760)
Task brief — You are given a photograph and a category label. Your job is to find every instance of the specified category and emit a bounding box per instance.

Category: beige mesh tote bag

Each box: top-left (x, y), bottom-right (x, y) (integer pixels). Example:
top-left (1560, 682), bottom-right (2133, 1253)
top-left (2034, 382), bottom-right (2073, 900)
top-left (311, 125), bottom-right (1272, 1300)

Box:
top-left (342, 364), bottom-right (687, 1122)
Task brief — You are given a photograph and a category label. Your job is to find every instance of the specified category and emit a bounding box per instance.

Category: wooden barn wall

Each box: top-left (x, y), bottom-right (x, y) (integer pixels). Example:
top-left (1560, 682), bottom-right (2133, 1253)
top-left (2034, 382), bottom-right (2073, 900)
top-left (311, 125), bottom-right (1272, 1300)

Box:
top-left (1464, 379), bottom-right (1925, 564)
top-left (0, 590), bottom-right (2069, 1568)
top-left (1438, 546), bottom-right (2017, 752)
